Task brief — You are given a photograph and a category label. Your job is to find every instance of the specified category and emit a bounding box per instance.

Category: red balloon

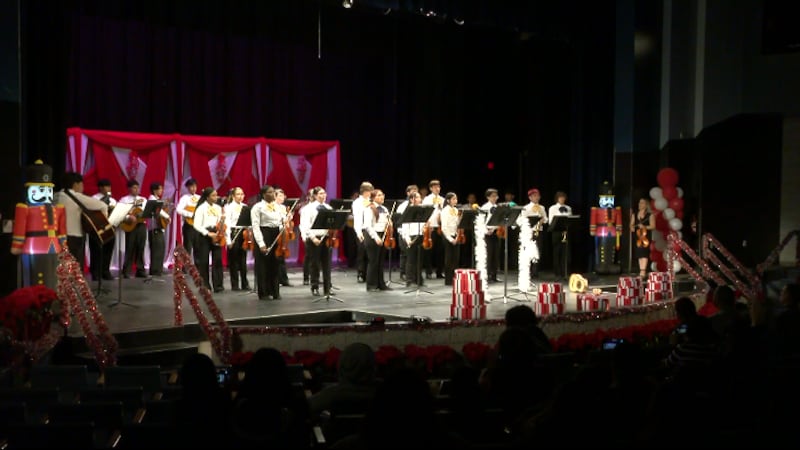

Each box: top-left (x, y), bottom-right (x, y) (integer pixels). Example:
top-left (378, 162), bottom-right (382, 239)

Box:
top-left (657, 167), bottom-right (679, 188)
top-left (662, 186), bottom-right (677, 201)
top-left (655, 214), bottom-right (669, 231)
top-left (656, 260), bottom-right (667, 272)
top-left (650, 199), bottom-right (657, 211)
top-left (668, 197), bottom-right (684, 211)
top-left (676, 210), bottom-right (684, 219)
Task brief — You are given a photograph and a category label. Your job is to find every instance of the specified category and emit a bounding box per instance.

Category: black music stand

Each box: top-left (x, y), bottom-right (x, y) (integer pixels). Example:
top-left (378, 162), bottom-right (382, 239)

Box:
top-left (311, 209), bottom-right (349, 303)
top-left (401, 205), bottom-right (435, 297)
top-left (384, 200), bottom-right (403, 287)
top-left (548, 214), bottom-right (581, 281)
top-left (488, 206), bottom-right (529, 303)
top-left (457, 208), bottom-right (478, 266)
top-left (110, 234), bottom-right (139, 310)
top-left (327, 199), bottom-right (352, 281)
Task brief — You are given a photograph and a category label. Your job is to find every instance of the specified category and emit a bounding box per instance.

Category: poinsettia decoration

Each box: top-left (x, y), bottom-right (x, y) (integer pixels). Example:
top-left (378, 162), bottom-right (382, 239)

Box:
top-left (0, 285), bottom-right (56, 342)
top-left (215, 154), bottom-right (227, 185)
top-left (126, 151), bottom-right (139, 180)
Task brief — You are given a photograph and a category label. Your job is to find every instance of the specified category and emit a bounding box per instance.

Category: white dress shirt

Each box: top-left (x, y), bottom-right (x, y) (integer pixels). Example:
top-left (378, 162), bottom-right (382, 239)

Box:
top-left (147, 194), bottom-right (171, 231)
top-left (422, 193), bottom-right (443, 227)
top-left (92, 192), bottom-right (117, 209)
top-left (300, 201), bottom-right (332, 241)
top-left (440, 204), bottom-right (460, 243)
top-left (176, 193), bottom-right (200, 222)
top-left (480, 201), bottom-right (499, 233)
top-left (365, 203), bottom-right (389, 241)
top-left (518, 202), bottom-right (548, 228)
top-left (251, 200), bottom-right (283, 249)
top-left (548, 203), bottom-right (572, 221)
top-left (192, 201), bottom-right (223, 236)
top-left (57, 189), bottom-right (109, 237)
top-left (225, 200), bottom-right (247, 244)
top-left (352, 194), bottom-right (371, 240)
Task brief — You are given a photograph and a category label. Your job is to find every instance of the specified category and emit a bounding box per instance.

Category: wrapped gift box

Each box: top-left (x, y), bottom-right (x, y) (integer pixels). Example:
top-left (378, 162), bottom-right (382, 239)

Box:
top-left (536, 292), bottom-right (565, 305)
top-left (450, 305), bottom-right (487, 320)
top-left (533, 302), bottom-right (565, 316)
top-left (576, 293), bottom-right (612, 311)
top-left (539, 282), bottom-right (563, 294)
top-left (452, 291), bottom-right (485, 307)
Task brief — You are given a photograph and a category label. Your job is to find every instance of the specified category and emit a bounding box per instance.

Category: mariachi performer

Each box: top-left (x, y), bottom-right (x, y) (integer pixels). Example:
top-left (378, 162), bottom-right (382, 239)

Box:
top-left (589, 181), bottom-right (623, 274)
top-left (10, 160), bottom-right (67, 289)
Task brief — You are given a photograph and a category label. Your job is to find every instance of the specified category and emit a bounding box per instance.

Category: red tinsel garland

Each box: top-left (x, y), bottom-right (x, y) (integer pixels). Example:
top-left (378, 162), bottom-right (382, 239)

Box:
top-left (55, 249), bottom-right (118, 368)
top-left (172, 246), bottom-right (232, 363)
top-left (703, 233), bottom-right (761, 300)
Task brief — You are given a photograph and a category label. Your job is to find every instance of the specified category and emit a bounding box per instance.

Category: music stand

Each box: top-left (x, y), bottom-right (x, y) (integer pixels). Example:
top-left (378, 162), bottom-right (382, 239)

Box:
top-left (311, 209), bottom-right (349, 303)
top-left (488, 206), bottom-right (529, 303)
top-left (548, 214), bottom-right (581, 281)
top-left (327, 199), bottom-right (352, 280)
top-left (401, 205), bottom-right (435, 297)
top-left (457, 207), bottom-right (478, 267)
top-left (140, 200), bottom-right (165, 285)
top-left (102, 204), bottom-right (139, 308)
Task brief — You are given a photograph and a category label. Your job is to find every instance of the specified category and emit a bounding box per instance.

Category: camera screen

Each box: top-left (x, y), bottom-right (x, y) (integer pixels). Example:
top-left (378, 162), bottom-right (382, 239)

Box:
top-left (676, 324), bottom-right (688, 334)
top-left (216, 369), bottom-right (228, 384)
top-left (602, 341), bottom-right (617, 350)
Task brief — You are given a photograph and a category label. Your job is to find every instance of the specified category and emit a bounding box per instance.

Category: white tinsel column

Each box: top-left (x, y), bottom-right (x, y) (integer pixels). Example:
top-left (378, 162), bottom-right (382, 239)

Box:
top-left (517, 219), bottom-right (539, 293)
top-left (474, 210), bottom-right (489, 301)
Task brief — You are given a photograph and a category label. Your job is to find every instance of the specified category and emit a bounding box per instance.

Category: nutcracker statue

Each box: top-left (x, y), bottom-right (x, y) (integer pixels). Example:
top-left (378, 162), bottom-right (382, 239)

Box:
top-left (589, 181), bottom-right (622, 274)
top-left (10, 160), bottom-right (67, 289)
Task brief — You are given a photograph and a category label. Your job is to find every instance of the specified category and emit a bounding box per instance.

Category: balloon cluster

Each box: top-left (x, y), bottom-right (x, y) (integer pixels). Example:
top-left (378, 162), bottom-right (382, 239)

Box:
top-left (649, 167), bottom-right (684, 273)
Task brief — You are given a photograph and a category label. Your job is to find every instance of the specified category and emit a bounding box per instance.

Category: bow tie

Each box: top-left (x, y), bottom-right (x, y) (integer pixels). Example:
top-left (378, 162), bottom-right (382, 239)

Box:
top-left (559, 206), bottom-right (568, 213)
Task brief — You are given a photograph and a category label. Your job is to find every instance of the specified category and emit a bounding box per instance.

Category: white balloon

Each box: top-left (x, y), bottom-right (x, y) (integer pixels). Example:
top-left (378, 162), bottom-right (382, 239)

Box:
top-left (677, 187), bottom-right (684, 198)
top-left (669, 217), bottom-right (683, 231)
top-left (649, 187), bottom-right (663, 200)
top-left (655, 239), bottom-right (667, 252)
top-left (654, 198), bottom-right (668, 211)
top-left (652, 230), bottom-right (664, 243)
top-left (677, 230), bottom-right (683, 239)
top-left (651, 262), bottom-right (658, 271)
top-left (672, 260), bottom-right (682, 273)
top-left (662, 208), bottom-right (675, 220)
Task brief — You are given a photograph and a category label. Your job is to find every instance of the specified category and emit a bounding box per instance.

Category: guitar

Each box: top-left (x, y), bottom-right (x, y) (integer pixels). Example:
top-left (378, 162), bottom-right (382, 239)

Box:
top-left (120, 200), bottom-right (145, 233)
top-left (185, 204), bottom-right (197, 226)
top-left (158, 199), bottom-right (172, 229)
top-left (62, 189), bottom-right (115, 244)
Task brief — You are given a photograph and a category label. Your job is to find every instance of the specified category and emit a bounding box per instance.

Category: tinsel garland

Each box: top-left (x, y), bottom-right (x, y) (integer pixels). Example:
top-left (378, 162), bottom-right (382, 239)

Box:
top-left (517, 218), bottom-right (538, 293)
top-left (757, 229), bottom-right (799, 275)
top-left (126, 151), bottom-right (139, 180)
top-left (473, 209), bottom-right (488, 293)
top-left (701, 234), bottom-right (760, 300)
top-left (215, 154), bottom-right (227, 185)
top-left (55, 249), bottom-right (118, 368)
top-left (172, 246), bottom-right (232, 363)
top-left (668, 233), bottom-right (726, 289)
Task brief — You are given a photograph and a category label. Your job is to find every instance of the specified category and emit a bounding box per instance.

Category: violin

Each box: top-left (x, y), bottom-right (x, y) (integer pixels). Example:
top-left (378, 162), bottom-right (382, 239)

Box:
top-left (422, 224), bottom-right (433, 250)
top-left (241, 228), bottom-right (255, 251)
top-left (383, 222), bottom-right (396, 249)
top-left (496, 225), bottom-right (507, 239)
top-left (213, 215), bottom-right (227, 247)
top-left (326, 229), bottom-right (339, 249)
top-left (285, 205), bottom-right (296, 241)
top-left (636, 226), bottom-right (650, 248)
top-left (455, 228), bottom-right (466, 245)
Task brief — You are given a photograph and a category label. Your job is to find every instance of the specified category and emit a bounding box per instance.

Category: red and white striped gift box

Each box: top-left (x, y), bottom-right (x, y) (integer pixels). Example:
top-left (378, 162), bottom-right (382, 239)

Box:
top-left (576, 294), bottom-right (612, 311)
top-left (646, 281), bottom-right (672, 292)
top-left (617, 287), bottom-right (644, 298)
top-left (533, 302), bottom-right (565, 316)
top-left (616, 296), bottom-right (642, 307)
top-left (452, 291), bottom-right (485, 308)
top-left (450, 305), bottom-right (487, 320)
top-left (536, 292), bottom-right (565, 305)
top-left (539, 282), bottom-right (563, 294)
top-left (618, 276), bottom-right (643, 289)
top-left (644, 291), bottom-right (671, 303)
top-left (454, 269), bottom-right (484, 293)
top-left (648, 272), bottom-right (671, 283)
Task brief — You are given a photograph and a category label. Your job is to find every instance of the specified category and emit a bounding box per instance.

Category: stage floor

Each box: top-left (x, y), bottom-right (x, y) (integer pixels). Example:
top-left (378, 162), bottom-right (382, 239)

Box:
top-left (75, 265), bottom-right (699, 336)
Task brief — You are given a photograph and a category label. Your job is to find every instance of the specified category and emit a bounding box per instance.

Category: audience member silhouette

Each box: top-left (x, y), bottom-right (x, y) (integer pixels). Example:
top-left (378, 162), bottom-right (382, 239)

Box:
top-left (176, 353), bottom-right (232, 447)
top-left (230, 347), bottom-right (311, 449)
top-left (504, 304), bottom-right (553, 353)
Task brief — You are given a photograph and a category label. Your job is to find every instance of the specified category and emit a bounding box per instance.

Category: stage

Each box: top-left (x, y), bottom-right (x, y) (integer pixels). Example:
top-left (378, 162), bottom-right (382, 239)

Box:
top-left (63, 263), bottom-right (702, 366)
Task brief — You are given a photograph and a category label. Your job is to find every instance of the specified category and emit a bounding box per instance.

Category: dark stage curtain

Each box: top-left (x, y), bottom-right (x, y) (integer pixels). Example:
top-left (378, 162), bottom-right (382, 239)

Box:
top-left (21, 0), bottom-right (616, 272)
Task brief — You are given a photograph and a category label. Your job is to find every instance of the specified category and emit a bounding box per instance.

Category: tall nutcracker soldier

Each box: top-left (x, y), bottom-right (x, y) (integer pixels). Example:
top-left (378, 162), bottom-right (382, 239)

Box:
top-left (10, 160), bottom-right (67, 289)
top-left (589, 181), bottom-right (622, 274)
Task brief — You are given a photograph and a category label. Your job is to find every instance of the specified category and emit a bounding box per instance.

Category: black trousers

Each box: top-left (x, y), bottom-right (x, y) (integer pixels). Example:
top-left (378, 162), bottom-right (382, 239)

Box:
top-left (67, 235), bottom-right (86, 273)
top-left (89, 233), bottom-right (114, 278)
top-left (227, 230), bottom-right (249, 290)
top-left (278, 256), bottom-right (289, 285)
top-left (148, 229), bottom-right (165, 275)
top-left (182, 222), bottom-right (198, 258)
top-left (424, 229), bottom-right (444, 276)
top-left (485, 232), bottom-right (499, 279)
top-left (365, 236), bottom-right (387, 290)
top-left (123, 224), bottom-right (147, 276)
top-left (398, 237), bottom-right (409, 279)
top-left (255, 227), bottom-right (280, 298)
top-left (405, 238), bottom-right (423, 285)
top-left (306, 237), bottom-right (332, 293)
top-left (443, 239), bottom-right (460, 286)
top-left (552, 233), bottom-right (569, 278)
top-left (356, 234), bottom-right (368, 278)
top-left (195, 235), bottom-right (223, 290)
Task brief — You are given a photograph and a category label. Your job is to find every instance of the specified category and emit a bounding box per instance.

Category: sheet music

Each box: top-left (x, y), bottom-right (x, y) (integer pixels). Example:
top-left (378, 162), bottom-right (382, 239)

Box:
top-left (108, 202), bottom-right (135, 227)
